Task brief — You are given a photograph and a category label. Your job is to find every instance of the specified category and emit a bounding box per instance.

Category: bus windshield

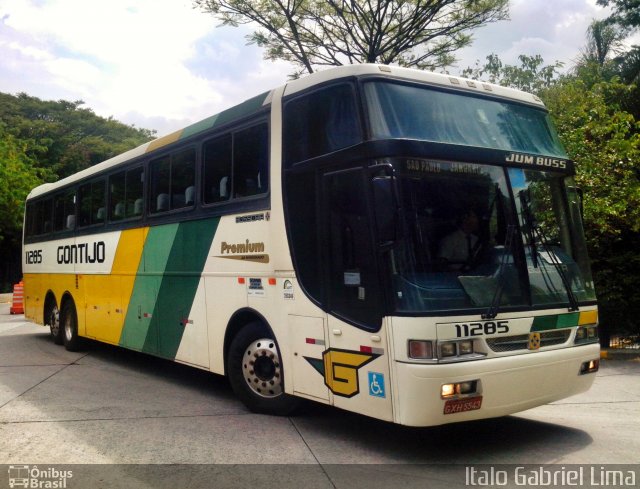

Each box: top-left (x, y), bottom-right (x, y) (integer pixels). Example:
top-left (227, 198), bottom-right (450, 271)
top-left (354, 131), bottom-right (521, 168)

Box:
top-left (364, 80), bottom-right (567, 157)
top-left (388, 159), bottom-right (596, 314)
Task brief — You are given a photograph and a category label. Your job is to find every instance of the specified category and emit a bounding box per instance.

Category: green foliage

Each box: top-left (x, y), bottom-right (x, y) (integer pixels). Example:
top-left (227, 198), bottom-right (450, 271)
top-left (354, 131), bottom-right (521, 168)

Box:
top-left (596, 0), bottom-right (640, 31)
top-left (195, 0), bottom-right (509, 76)
top-left (462, 53), bottom-right (563, 94)
top-left (0, 92), bottom-right (155, 179)
top-left (0, 92), bottom-right (155, 291)
top-left (541, 78), bottom-right (640, 334)
top-left (0, 128), bottom-right (43, 244)
top-left (462, 48), bottom-right (640, 335)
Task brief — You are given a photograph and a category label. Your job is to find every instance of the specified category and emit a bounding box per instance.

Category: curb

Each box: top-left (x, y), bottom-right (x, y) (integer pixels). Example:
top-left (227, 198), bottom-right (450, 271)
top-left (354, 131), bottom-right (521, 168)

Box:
top-left (0, 293), bottom-right (12, 304)
top-left (601, 349), bottom-right (640, 361)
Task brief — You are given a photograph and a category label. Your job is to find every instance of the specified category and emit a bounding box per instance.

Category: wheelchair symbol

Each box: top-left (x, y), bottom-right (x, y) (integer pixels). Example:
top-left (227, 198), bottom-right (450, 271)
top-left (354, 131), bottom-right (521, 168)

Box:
top-left (368, 372), bottom-right (385, 398)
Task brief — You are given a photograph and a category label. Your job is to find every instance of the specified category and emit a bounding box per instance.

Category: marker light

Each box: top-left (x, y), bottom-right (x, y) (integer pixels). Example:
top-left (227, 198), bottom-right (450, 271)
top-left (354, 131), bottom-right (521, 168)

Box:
top-left (440, 342), bottom-right (457, 357)
top-left (408, 340), bottom-right (433, 359)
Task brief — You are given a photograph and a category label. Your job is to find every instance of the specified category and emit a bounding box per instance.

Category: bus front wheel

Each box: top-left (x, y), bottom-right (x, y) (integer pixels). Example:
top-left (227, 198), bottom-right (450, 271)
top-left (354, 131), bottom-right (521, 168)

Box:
top-left (227, 322), bottom-right (299, 416)
top-left (61, 300), bottom-right (82, 352)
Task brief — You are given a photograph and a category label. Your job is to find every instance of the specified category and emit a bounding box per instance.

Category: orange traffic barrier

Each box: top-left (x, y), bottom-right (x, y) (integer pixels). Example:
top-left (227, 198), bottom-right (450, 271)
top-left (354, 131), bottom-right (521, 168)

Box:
top-left (10, 281), bottom-right (24, 315)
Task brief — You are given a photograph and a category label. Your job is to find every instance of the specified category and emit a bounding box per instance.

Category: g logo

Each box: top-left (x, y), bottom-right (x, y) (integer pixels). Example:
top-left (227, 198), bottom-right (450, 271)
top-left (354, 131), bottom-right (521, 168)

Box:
top-left (528, 332), bottom-right (541, 350)
top-left (305, 348), bottom-right (378, 398)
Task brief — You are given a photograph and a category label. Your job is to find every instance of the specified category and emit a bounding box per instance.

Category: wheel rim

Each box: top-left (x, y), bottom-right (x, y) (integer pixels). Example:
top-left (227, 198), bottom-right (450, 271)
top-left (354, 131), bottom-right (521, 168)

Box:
top-left (242, 338), bottom-right (283, 398)
top-left (64, 312), bottom-right (74, 342)
top-left (49, 306), bottom-right (60, 337)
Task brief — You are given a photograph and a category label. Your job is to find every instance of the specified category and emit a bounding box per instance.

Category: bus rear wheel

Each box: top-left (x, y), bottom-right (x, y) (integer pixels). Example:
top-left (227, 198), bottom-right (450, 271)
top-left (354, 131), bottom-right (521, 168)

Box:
top-left (227, 322), bottom-right (299, 416)
top-left (46, 300), bottom-right (63, 345)
top-left (61, 299), bottom-right (82, 352)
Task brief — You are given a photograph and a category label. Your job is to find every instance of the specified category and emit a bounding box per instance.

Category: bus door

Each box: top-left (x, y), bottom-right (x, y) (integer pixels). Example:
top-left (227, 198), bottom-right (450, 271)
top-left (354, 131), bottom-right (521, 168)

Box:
top-left (321, 167), bottom-right (393, 420)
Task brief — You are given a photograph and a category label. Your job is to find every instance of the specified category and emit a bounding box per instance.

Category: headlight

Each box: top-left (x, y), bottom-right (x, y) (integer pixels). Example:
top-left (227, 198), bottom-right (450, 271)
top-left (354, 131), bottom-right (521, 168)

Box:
top-left (458, 340), bottom-right (474, 355)
top-left (575, 325), bottom-right (598, 344)
top-left (440, 342), bottom-right (457, 357)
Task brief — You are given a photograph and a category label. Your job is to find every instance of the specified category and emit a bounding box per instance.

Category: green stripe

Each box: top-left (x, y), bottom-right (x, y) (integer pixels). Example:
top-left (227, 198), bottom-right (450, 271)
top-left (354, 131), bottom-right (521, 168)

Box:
top-left (531, 312), bottom-right (580, 332)
top-left (120, 224), bottom-right (179, 352)
top-left (144, 218), bottom-right (219, 358)
top-left (180, 91), bottom-right (270, 140)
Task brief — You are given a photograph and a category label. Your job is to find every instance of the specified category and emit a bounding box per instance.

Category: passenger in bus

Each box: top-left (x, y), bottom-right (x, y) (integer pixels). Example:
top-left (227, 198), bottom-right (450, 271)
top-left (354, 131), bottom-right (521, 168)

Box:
top-left (437, 209), bottom-right (479, 271)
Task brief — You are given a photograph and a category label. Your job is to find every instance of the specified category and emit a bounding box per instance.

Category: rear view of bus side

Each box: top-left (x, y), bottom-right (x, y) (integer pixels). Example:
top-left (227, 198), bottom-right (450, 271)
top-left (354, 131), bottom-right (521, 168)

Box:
top-left (22, 65), bottom-right (600, 427)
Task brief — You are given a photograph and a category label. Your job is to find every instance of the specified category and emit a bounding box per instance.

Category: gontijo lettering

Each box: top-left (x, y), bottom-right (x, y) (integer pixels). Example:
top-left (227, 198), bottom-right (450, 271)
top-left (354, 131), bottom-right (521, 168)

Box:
top-left (57, 241), bottom-right (106, 264)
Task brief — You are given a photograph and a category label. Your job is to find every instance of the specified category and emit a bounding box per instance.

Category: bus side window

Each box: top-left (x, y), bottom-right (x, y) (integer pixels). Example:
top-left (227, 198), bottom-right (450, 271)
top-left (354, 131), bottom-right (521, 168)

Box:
top-left (109, 171), bottom-right (126, 221)
top-left (36, 198), bottom-right (53, 236)
top-left (149, 150), bottom-right (195, 213)
top-left (53, 191), bottom-right (74, 232)
top-left (78, 179), bottom-right (106, 227)
top-left (233, 123), bottom-right (268, 198)
top-left (202, 135), bottom-right (232, 204)
top-left (126, 167), bottom-right (144, 218)
top-left (284, 83), bottom-right (361, 166)
top-left (172, 148), bottom-right (195, 209)
top-left (150, 155), bottom-right (171, 213)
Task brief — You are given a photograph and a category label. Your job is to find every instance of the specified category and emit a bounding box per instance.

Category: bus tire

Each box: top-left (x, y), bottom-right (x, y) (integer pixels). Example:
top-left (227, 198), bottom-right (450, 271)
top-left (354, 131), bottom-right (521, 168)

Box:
top-left (45, 298), bottom-right (63, 345)
top-left (61, 299), bottom-right (82, 352)
top-left (227, 322), bottom-right (299, 416)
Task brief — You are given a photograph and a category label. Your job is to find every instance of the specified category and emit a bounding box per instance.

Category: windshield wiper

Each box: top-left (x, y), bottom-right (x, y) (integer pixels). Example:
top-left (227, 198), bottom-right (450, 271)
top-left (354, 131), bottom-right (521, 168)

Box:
top-left (518, 190), bottom-right (579, 312)
top-left (482, 224), bottom-right (516, 320)
top-left (519, 191), bottom-right (539, 268)
top-left (531, 224), bottom-right (580, 312)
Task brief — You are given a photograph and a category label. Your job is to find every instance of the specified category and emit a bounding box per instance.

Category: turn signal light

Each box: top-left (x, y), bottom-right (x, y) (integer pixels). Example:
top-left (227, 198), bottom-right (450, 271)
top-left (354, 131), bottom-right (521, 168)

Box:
top-left (408, 340), bottom-right (433, 359)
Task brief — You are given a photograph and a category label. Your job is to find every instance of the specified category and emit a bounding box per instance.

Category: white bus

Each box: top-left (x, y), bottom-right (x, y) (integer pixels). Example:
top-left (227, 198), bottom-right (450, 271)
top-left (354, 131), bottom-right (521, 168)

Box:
top-left (22, 65), bottom-right (600, 426)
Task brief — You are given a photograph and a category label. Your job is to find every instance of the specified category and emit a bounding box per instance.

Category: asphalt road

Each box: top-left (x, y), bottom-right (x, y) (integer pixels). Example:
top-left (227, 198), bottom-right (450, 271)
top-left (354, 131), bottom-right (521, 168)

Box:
top-left (1, 301), bottom-right (638, 488)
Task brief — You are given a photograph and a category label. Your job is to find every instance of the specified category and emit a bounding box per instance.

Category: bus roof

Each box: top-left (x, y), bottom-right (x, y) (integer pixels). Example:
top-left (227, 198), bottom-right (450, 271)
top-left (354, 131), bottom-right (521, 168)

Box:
top-left (27, 64), bottom-right (545, 200)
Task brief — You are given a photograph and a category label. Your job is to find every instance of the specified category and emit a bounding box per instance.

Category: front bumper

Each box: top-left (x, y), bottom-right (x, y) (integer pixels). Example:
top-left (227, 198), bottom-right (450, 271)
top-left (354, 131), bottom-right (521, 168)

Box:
top-left (393, 343), bottom-right (600, 426)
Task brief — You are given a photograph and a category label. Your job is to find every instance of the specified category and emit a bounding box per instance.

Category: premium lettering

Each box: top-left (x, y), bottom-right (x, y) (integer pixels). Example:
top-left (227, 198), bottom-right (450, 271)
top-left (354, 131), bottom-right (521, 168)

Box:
top-left (221, 240), bottom-right (265, 254)
top-left (57, 241), bottom-right (106, 264)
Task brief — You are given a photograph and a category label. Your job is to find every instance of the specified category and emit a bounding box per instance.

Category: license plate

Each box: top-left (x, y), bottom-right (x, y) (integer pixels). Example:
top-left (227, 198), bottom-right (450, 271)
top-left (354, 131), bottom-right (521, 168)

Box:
top-left (443, 396), bottom-right (483, 415)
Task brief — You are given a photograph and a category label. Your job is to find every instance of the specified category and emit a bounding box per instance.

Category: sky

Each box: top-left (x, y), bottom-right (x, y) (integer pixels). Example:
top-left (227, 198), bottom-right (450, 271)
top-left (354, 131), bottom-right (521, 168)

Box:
top-left (0, 0), bottom-right (632, 137)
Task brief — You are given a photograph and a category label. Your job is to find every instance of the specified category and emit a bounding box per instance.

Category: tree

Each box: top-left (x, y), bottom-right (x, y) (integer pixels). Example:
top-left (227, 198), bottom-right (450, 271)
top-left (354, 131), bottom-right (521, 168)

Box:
top-left (597, 0), bottom-right (640, 31)
top-left (0, 126), bottom-right (45, 291)
top-left (462, 53), bottom-right (563, 94)
top-left (543, 77), bottom-right (640, 336)
top-left (578, 19), bottom-right (625, 67)
top-left (194, 0), bottom-right (509, 76)
top-left (0, 93), bottom-right (155, 180)
top-left (0, 92), bottom-right (156, 291)
top-left (463, 49), bottom-right (640, 337)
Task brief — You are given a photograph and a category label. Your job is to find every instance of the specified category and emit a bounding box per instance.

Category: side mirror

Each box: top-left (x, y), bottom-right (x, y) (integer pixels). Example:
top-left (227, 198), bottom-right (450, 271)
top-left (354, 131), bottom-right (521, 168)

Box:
top-left (372, 175), bottom-right (398, 248)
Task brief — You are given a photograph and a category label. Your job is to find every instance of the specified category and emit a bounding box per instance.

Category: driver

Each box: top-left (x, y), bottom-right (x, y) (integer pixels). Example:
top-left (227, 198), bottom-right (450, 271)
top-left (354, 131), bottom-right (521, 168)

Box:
top-left (438, 209), bottom-right (480, 270)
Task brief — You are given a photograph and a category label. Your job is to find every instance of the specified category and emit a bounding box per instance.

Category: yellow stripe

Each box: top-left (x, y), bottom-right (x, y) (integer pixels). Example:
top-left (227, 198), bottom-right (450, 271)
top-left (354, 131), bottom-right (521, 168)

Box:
top-left (146, 130), bottom-right (183, 153)
top-left (579, 310), bottom-right (598, 325)
top-left (84, 228), bottom-right (148, 344)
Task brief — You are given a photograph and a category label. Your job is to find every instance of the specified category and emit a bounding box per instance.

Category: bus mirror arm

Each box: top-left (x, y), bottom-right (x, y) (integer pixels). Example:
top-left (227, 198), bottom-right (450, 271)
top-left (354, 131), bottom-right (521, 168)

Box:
top-left (371, 174), bottom-right (401, 249)
top-left (568, 185), bottom-right (585, 219)
top-left (577, 187), bottom-right (584, 219)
